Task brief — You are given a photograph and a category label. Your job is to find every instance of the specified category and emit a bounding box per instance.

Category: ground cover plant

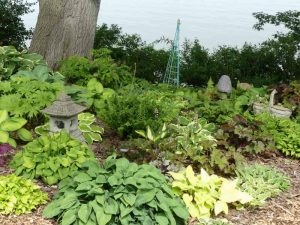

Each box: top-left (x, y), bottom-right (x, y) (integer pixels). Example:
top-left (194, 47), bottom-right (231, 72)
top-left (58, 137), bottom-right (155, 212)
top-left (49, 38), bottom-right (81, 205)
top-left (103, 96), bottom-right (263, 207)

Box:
top-left (0, 174), bottom-right (48, 215)
top-left (236, 164), bottom-right (290, 206)
top-left (43, 156), bottom-right (189, 225)
top-left (169, 166), bottom-right (252, 219)
top-left (0, 109), bottom-right (33, 147)
top-left (10, 131), bottom-right (95, 185)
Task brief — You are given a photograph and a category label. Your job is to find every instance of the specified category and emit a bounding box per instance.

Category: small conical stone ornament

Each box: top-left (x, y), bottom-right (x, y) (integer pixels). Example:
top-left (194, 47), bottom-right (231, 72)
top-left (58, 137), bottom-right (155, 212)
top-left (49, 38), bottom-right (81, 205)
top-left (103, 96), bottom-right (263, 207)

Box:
top-left (217, 75), bottom-right (232, 93)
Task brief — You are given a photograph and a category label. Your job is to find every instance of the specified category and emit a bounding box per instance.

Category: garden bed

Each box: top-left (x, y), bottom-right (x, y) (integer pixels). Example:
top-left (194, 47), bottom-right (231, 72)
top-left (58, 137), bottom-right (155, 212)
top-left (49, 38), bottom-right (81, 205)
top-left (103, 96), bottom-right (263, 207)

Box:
top-left (0, 152), bottom-right (299, 225)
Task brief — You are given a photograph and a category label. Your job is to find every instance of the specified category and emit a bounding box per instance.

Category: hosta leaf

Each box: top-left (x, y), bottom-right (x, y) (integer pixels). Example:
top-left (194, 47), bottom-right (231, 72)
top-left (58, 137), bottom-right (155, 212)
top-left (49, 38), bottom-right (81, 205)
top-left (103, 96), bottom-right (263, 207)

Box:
top-left (17, 128), bottom-right (33, 141)
top-left (62, 209), bottom-right (77, 225)
top-left (78, 204), bottom-right (91, 223)
top-left (0, 131), bottom-right (9, 143)
top-left (0, 110), bottom-right (8, 124)
top-left (0, 118), bottom-right (27, 131)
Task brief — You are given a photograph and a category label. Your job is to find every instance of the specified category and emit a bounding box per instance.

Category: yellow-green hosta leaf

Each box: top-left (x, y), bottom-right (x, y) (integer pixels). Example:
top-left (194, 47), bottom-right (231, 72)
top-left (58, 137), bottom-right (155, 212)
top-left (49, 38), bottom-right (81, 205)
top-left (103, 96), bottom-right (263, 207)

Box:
top-left (146, 126), bottom-right (154, 141)
top-left (185, 166), bottom-right (198, 186)
top-left (219, 179), bottom-right (252, 204)
top-left (0, 131), bottom-right (9, 143)
top-left (17, 128), bottom-right (33, 141)
top-left (214, 201), bottom-right (228, 215)
top-left (0, 118), bottom-right (27, 131)
top-left (169, 171), bottom-right (186, 181)
top-left (7, 138), bottom-right (17, 148)
top-left (0, 110), bottom-right (8, 124)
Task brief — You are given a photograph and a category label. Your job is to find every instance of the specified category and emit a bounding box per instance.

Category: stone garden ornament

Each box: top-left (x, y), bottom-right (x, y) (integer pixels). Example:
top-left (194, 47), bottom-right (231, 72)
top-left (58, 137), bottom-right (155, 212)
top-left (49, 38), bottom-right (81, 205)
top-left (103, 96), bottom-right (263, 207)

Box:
top-left (42, 92), bottom-right (86, 142)
top-left (217, 75), bottom-right (232, 93)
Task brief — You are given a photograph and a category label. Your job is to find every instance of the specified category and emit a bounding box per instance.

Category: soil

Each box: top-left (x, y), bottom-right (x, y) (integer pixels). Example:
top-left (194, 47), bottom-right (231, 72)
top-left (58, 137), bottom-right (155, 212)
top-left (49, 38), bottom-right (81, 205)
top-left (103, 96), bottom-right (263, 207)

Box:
top-left (0, 134), bottom-right (299, 225)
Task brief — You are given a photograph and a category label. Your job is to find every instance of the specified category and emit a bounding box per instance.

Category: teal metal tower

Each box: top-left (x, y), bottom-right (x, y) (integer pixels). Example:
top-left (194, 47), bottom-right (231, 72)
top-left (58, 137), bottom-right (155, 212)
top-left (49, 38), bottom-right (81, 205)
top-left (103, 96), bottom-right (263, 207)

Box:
top-left (163, 19), bottom-right (181, 86)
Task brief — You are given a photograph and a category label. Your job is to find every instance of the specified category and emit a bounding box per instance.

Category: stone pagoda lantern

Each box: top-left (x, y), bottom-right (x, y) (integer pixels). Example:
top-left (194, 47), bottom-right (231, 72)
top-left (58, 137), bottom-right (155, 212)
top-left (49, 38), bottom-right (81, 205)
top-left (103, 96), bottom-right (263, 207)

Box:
top-left (42, 92), bottom-right (86, 142)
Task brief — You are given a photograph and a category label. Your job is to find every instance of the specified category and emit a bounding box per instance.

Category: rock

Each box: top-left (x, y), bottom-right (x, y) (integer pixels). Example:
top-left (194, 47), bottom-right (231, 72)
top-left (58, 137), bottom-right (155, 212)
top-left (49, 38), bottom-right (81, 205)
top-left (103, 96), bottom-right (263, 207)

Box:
top-left (217, 75), bottom-right (232, 93)
top-left (237, 82), bottom-right (253, 90)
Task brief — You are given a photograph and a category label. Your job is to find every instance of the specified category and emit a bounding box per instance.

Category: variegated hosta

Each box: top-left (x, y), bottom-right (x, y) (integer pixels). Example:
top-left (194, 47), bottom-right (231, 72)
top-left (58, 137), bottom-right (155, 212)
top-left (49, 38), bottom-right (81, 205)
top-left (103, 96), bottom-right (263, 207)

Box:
top-left (169, 166), bottom-right (252, 219)
top-left (78, 113), bottom-right (104, 144)
top-left (35, 112), bottom-right (104, 144)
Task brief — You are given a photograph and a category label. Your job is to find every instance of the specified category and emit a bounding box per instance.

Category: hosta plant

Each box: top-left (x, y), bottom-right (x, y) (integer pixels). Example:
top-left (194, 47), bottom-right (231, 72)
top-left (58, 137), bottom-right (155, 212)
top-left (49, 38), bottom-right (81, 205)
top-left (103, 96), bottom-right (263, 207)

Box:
top-left (10, 131), bottom-right (95, 185)
top-left (169, 166), bottom-right (252, 219)
top-left (236, 164), bottom-right (290, 206)
top-left (0, 110), bottom-right (33, 147)
top-left (35, 113), bottom-right (104, 144)
top-left (197, 218), bottom-right (233, 225)
top-left (0, 174), bottom-right (48, 215)
top-left (43, 156), bottom-right (189, 225)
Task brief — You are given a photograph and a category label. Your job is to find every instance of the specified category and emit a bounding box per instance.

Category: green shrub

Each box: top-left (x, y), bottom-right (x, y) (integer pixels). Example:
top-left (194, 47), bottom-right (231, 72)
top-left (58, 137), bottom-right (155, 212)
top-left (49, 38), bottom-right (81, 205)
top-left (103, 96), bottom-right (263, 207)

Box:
top-left (0, 77), bottom-right (63, 119)
top-left (170, 166), bottom-right (252, 219)
top-left (10, 131), bottom-right (95, 185)
top-left (99, 86), bottom-right (184, 137)
top-left (43, 156), bottom-right (189, 225)
top-left (256, 113), bottom-right (300, 158)
top-left (197, 219), bottom-right (233, 225)
top-left (0, 174), bottom-right (48, 215)
top-left (236, 164), bottom-right (290, 206)
top-left (0, 46), bottom-right (45, 81)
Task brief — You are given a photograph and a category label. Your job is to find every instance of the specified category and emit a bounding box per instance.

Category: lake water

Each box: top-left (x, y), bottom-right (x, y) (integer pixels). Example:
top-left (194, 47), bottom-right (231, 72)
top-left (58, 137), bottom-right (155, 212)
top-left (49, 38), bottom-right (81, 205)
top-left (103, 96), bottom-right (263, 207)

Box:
top-left (24, 0), bottom-right (300, 49)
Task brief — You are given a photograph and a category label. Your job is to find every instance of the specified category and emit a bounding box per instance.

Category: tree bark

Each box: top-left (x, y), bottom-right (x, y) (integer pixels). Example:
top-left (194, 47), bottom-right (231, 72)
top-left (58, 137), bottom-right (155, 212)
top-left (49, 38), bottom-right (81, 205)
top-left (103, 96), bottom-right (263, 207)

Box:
top-left (29, 0), bottom-right (101, 68)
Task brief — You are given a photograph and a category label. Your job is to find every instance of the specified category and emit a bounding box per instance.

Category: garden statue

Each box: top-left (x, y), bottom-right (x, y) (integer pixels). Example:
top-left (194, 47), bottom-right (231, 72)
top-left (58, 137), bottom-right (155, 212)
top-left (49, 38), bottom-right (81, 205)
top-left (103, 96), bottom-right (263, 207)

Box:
top-left (269, 89), bottom-right (292, 118)
top-left (217, 75), bottom-right (232, 93)
top-left (42, 92), bottom-right (86, 142)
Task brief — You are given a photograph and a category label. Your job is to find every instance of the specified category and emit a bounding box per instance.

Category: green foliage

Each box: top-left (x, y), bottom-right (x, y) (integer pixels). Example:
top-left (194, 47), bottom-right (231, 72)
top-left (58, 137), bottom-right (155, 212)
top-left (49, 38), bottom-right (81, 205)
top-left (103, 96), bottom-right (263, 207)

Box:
top-left (256, 113), bottom-right (300, 158)
top-left (170, 166), bottom-right (252, 219)
top-left (0, 77), bottom-right (63, 118)
top-left (0, 109), bottom-right (32, 147)
top-left (0, 1), bottom-right (34, 49)
top-left (0, 174), bottom-right (48, 215)
top-left (43, 156), bottom-right (189, 225)
top-left (66, 79), bottom-right (115, 114)
top-left (59, 50), bottom-right (133, 88)
top-left (10, 131), bottom-right (95, 185)
top-left (99, 85), bottom-right (185, 137)
top-left (12, 65), bottom-right (64, 83)
top-left (35, 113), bottom-right (104, 145)
top-left (0, 46), bottom-right (47, 81)
top-left (236, 164), bottom-right (290, 206)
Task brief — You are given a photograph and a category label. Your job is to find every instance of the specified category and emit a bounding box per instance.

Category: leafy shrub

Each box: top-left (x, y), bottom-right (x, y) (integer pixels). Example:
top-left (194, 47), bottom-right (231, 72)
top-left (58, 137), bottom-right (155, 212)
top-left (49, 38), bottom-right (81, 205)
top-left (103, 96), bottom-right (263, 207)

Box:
top-left (0, 77), bottom-right (63, 118)
top-left (0, 144), bottom-right (14, 167)
top-left (10, 131), bottom-right (95, 185)
top-left (35, 112), bottom-right (104, 145)
top-left (256, 113), bottom-right (300, 158)
top-left (0, 174), bottom-right (48, 215)
top-left (11, 65), bottom-right (64, 83)
top-left (99, 86), bottom-right (184, 137)
top-left (170, 166), bottom-right (252, 219)
top-left (66, 78), bottom-right (115, 114)
top-left (0, 46), bottom-right (45, 81)
top-left (59, 49), bottom-right (133, 88)
top-left (43, 156), bottom-right (189, 225)
top-left (0, 109), bottom-right (33, 147)
top-left (236, 164), bottom-right (290, 206)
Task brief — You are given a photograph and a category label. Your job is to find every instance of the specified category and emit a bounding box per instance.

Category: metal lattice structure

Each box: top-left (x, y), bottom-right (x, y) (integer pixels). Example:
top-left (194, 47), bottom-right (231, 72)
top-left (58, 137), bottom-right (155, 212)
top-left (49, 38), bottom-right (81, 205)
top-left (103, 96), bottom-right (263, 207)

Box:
top-left (163, 19), bottom-right (181, 86)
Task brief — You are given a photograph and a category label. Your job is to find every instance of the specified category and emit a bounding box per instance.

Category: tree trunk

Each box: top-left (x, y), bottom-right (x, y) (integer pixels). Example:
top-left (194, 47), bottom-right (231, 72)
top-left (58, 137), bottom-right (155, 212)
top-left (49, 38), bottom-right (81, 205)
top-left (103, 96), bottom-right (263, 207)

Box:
top-left (29, 0), bottom-right (101, 68)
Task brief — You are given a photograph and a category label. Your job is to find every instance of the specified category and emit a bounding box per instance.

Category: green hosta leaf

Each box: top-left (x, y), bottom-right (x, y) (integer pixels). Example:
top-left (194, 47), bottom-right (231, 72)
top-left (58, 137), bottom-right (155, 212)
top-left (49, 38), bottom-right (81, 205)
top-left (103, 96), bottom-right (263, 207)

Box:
top-left (0, 110), bottom-right (8, 124)
top-left (104, 198), bottom-right (119, 215)
top-left (0, 118), bottom-right (27, 131)
top-left (17, 128), bottom-right (33, 141)
top-left (79, 124), bottom-right (92, 132)
top-left (62, 208), bottom-right (77, 225)
top-left (43, 201), bottom-right (62, 218)
top-left (7, 138), bottom-right (17, 148)
top-left (0, 131), bottom-right (9, 143)
top-left (74, 172), bottom-right (92, 183)
top-left (78, 204), bottom-right (91, 223)
top-left (87, 78), bottom-right (104, 93)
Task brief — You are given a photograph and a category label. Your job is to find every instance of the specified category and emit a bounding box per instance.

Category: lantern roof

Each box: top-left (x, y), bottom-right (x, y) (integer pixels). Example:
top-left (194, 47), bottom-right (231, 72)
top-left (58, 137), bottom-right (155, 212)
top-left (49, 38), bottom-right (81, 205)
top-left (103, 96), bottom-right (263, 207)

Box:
top-left (42, 92), bottom-right (86, 117)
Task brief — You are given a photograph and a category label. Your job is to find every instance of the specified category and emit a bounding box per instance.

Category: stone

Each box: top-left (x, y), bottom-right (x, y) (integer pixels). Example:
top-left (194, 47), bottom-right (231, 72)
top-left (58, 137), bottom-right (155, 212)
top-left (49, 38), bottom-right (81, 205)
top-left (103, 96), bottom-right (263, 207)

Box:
top-left (217, 75), bottom-right (232, 93)
top-left (237, 82), bottom-right (253, 90)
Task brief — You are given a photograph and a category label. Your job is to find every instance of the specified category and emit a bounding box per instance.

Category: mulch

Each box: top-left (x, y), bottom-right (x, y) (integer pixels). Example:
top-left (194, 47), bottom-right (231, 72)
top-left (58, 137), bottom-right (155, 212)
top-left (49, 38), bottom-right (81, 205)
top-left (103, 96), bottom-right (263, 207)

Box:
top-left (0, 141), bottom-right (299, 225)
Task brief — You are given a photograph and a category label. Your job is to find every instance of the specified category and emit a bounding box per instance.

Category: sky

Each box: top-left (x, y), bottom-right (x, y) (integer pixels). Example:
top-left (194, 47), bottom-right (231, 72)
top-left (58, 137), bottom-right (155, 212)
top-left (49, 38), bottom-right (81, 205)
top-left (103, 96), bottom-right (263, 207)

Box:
top-left (22, 0), bottom-right (300, 49)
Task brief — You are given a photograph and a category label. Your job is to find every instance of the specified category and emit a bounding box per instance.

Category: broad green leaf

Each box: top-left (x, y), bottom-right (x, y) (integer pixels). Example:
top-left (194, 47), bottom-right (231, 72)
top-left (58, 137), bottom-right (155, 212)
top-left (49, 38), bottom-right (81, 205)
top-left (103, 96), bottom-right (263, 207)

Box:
top-left (0, 118), bottom-right (27, 131)
top-left (78, 204), bottom-right (91, 223)
top-left (62, 209), bottom-right (77, 225)
top-left (0, 131), bottom-right (9, 143)
top-left (17, 128), bottom-right (33, 141)
top-left (104, 198), bottom-right (119, 215)
top-left (43, 201), bottom-right (62, 218)
top-left (0, 110), bottom-right (8, 124)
